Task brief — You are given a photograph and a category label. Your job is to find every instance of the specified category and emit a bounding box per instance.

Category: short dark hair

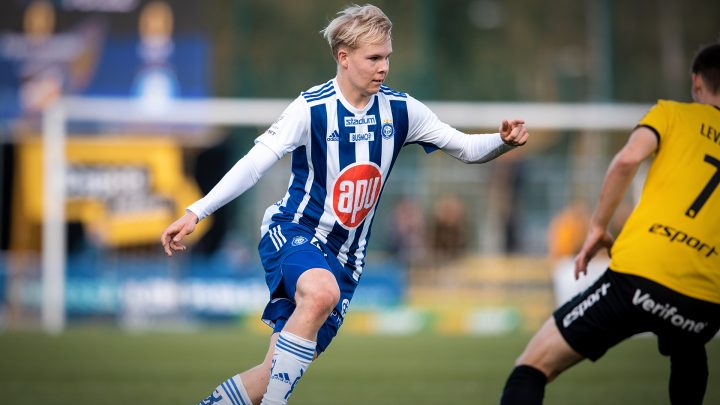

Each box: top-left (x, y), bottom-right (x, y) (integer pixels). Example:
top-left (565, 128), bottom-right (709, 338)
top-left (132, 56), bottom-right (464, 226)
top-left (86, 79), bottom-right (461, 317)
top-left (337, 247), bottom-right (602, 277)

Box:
top-left (691, 42), bottom-right (720, 94)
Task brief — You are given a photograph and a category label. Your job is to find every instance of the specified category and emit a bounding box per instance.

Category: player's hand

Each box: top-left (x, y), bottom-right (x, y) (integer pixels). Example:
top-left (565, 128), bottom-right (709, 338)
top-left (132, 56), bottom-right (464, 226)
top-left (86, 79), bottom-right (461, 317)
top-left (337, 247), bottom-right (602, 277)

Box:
top-left (573, 225), bottom-right (613, 280)
top-left (160, 211), bottom-right (198, 256)
top-left (500, 119), bottom-right (528, 146)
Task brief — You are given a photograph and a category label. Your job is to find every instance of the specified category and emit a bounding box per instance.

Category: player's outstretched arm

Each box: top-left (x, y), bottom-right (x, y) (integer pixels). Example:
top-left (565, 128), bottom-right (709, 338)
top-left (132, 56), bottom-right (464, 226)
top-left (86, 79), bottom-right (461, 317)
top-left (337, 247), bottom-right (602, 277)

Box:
top-left (159, 143), bottom-right (280, 257)
top-left (160, 211), bottom-right (198, 256)
top-left (500, 119), bottom-right (529, 146)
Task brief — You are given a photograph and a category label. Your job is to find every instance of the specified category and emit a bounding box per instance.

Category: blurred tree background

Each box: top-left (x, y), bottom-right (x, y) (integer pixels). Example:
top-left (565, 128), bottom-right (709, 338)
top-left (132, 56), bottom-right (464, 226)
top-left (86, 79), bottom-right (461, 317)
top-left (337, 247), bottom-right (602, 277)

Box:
top-left (207, 0), bottom-right (719, 103)
top-left (197, 0), bottom-right (720, 255)
top-left (1, 0), bottom-right (719, 257)
top-left (0, 0), bottom-right (719, 333)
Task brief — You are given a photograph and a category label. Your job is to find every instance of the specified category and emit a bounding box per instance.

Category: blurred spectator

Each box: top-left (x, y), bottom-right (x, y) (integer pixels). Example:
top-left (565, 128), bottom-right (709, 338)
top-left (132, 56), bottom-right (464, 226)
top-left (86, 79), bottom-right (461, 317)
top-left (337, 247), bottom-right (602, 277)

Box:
top-left (483, 147), bottom-right (528, 253)
top-left (133, 1), bottom-right (179, 112)
top-left (387, 197), bottom-right (427, 267)
top-left (547, 199), bottom-right (589, 260)
top-left (429, 193), bottom-right (467, 264)
top-left (0, 0), bottom-right (104, 120)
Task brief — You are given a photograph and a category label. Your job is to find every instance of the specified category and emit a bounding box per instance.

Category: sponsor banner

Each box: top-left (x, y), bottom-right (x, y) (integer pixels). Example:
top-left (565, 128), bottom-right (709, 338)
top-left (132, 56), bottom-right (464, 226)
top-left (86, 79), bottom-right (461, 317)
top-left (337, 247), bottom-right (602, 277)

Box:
top-left (11, 136), bottom-right (207, 249)
top-left (343, 307), bottom-right (520, 335)
top-left (0, 1), bottom-right (209, 119)
top-left (8, 259), bottom-right (406, 321)
top-left (13, 273), bottom-right (269, 317)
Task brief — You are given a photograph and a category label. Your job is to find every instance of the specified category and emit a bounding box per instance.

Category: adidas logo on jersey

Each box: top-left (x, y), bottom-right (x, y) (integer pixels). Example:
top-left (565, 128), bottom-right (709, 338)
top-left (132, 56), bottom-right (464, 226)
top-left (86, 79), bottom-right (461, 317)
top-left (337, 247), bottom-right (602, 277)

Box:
top-left (327, 130), bottom-right (339, 141)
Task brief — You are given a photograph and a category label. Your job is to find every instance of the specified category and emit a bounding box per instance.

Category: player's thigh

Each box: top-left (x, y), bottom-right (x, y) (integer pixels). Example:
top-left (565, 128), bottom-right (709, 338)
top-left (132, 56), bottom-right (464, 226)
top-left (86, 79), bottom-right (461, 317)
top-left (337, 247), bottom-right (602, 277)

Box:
top-left (285, 257), bottom-right (335, 293)
top-left (516, 317), bottom-right (584, 381)
top-left (237, 333), bottom-right (281, 401)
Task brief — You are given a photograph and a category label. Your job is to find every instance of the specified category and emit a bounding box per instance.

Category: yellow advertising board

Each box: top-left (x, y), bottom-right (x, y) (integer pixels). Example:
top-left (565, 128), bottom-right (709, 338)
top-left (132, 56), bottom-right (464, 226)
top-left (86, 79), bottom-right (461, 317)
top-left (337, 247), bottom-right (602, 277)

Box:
top-left (12, 135), bottom-right (208, 249)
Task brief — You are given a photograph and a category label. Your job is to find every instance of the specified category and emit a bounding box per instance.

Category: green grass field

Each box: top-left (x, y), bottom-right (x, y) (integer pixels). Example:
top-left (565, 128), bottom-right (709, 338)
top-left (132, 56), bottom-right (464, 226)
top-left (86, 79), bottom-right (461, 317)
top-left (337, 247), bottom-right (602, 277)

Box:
top-left (1, 327), bottom-right (718, 404)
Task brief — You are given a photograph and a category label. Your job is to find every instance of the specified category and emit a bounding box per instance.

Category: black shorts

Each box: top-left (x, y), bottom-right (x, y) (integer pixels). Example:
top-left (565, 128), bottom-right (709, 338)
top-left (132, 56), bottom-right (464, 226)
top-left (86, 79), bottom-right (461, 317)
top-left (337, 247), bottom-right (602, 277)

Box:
top-left (553, 269), bottom-right (720, 361)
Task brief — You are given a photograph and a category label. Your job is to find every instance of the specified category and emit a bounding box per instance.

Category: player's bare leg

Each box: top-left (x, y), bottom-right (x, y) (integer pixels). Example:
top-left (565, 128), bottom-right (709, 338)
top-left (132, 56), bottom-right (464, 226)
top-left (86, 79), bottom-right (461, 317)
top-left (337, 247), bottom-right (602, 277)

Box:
top-left (197, 268), bottom-right (336, 405)
top-left (195, 334), bottom-right (277, 405)
top-left (260, 268), bottom-right (339, 405)
top-left (500, 318), bottom-right (584, 404)
top-left (233, 333), bottom-right (280, 403)
top-left (515, 317), bottom-right (584, 380)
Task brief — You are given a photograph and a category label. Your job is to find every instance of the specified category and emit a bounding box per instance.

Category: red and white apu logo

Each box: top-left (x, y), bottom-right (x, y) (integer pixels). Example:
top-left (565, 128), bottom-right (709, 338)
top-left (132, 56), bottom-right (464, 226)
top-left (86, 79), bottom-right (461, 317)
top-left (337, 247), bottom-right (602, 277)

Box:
top-left (332, 162), bottom-right (383, 228)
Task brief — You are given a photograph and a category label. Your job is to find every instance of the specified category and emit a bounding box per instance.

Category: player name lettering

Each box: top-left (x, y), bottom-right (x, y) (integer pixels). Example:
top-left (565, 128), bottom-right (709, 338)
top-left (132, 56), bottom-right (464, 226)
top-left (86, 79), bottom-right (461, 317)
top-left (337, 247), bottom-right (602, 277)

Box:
top-left (632, 289), bottom-right (707, 333)
top-left (700, 123), bottom-right (720, 145)
top-left (647, 223), bottom-right (718, 258)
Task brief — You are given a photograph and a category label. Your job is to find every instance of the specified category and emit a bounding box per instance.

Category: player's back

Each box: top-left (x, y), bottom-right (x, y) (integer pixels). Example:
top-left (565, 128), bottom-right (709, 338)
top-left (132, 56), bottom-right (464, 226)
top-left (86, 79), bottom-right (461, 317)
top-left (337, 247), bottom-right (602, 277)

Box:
top-left (610, 100), bottom-right (720, 304)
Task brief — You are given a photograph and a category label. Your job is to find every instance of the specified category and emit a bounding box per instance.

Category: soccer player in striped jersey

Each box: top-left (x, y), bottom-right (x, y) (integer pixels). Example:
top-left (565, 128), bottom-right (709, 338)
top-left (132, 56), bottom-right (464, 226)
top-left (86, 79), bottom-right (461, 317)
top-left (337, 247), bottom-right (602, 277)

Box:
top-left (161, 4), bottom-right (528, 404)
top-left (500, 42), bottom-right (720, 405)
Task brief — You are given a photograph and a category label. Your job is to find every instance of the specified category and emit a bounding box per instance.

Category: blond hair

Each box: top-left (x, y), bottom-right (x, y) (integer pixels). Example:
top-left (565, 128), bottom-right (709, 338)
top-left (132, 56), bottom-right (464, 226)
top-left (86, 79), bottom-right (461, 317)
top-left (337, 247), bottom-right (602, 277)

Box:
top-left (321, 4), bottom-right (392, 61)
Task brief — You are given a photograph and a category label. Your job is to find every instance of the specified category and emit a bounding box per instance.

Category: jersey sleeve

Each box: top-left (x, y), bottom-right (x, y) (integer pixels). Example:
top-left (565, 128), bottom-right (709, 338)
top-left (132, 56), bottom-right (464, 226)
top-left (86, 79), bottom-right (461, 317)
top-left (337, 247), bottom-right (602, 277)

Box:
top-left (254, 96), bottom-right (310, 158)
top-left (404, 95), bottom-right (512, 162)
top-left (404, 95), bottom-right (456, 153)
top-left (186, 143), bottom-right (278, 220)
top-left (638, 100), bottom-right (672, 143)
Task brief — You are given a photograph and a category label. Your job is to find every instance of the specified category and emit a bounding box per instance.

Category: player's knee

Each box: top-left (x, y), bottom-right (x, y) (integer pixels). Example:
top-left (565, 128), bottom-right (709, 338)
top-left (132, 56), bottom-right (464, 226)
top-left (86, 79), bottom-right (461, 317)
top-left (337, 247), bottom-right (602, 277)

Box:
top-left (296, 269), bottom-right (340, 317)
top-left (305, 285), bottom-right (340, 316)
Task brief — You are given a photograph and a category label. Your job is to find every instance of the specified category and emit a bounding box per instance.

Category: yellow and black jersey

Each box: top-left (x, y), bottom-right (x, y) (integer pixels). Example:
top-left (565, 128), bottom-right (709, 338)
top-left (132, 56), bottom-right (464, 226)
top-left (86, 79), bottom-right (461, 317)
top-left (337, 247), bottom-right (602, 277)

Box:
top-left (610, 100), bottom-right (720, 304)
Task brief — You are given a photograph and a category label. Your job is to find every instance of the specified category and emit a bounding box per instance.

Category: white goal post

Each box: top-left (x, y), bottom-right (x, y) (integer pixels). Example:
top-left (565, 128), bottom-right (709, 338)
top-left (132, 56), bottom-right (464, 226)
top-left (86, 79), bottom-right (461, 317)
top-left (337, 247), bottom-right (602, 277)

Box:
top-left (41, 97), bottom-right (650, 333)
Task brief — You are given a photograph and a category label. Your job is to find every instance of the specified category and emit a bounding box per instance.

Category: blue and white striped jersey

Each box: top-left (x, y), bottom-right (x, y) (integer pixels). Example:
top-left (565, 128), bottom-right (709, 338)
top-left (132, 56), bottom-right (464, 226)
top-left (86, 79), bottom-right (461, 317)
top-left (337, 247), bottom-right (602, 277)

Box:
top-left (255, 78), bottom-right (499, 280)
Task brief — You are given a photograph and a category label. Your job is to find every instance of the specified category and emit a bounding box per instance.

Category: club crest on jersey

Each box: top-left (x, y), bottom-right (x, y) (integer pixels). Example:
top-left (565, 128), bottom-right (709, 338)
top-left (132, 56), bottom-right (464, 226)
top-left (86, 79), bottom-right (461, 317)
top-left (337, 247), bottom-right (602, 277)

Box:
top-left (291, 235), bottom-right (308, 246)
top-left (332, 162), bottom-right (383, 229)
top-left (381, 121), bottom-right (394, 139)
